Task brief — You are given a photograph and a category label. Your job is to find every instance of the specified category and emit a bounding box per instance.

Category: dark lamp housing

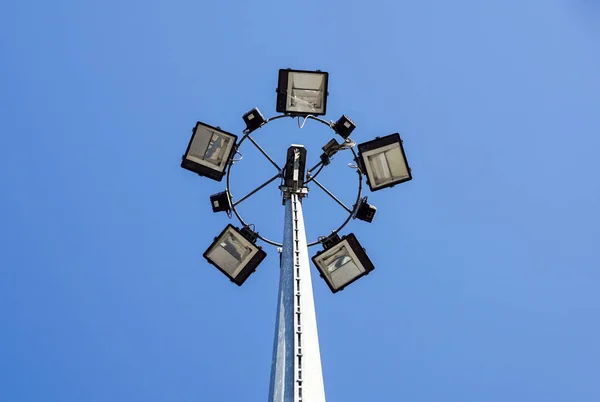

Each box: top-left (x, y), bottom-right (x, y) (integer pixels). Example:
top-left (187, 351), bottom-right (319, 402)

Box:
top-left (353, 196), bottom-right (376, 223)
top-left (319, 138), bottom-right (340, 166)
top-left (312, 233), bottom-right (374, 293)
top-left (243, 108), bottom-right (266, 133)
top-left (239, 225), bottom-right (259, 243)
top-left (276, 69), bottom-right (329, 116)
top-left (322, 138), bottom-right (340, 157)
top-left (210, 191), bottom-right (231, 213)
top-left (321, 232), bottom-right (341, 250)
top-left (284, 145), bottom-right (307, 190)
top-left (332, 115), bottom-right (356, 139)
top-left (203, 224), bottom-right (266, 286)
top-left (181, 122), bottom-right (237, 182)
top-left (357, 133), bottom-right (412, 192)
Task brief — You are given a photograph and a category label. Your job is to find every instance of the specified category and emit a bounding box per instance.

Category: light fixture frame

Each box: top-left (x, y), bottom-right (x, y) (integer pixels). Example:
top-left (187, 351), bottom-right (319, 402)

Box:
top-left (357, 133), bottom-right (412, 192)
top-left (276, 68), bottom-right (329, 116)
top-left (203, 224), bottom-right (266, 286)
top-left (181, 121), bottom-right (238, 182)
top-left (312, 233), bottom-right (375, 293)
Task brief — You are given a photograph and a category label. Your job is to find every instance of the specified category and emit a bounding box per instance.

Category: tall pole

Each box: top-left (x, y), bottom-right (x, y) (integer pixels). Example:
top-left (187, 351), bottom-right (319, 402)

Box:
top-left (268, 149), bottom-right (326, 401)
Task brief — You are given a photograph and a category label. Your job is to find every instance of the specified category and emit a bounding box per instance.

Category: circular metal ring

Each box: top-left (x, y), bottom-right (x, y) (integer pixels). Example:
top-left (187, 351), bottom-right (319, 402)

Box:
top-left (226, 114), bottom-right (363, 248)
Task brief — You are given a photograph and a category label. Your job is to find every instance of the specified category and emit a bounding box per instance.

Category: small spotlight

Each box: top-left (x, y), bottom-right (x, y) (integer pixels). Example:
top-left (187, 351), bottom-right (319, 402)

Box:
top-left (332, 115), bottom-right (356, 139)
top-left (242, 108), bottom-right (266, 133)
top-left (312, 233), bottom-right (375, 293)
top-left (357, 133), bottom-right (412, 192)
top-left (322, 138), bottom-right (340, 157)
top-left (276, 69), bottom-right (329, 116)
top-left (203, 224), bottom-right (266, 286)
top-left (181, 122), bottom-right (238, 182)
top-left (321, 232), bottom-right (341, 250)
top-left (318, 138), bottom-right (340, 166)
top-left (210, 190), bottom-right (231, 214)
top-left (353, 196), bottom-right (377, 223)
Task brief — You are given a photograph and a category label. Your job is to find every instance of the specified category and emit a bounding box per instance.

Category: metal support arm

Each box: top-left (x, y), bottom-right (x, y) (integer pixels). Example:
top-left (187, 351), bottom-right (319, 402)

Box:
top-left (310, 178), bottom-right (353, 214)
top-left (232, 172), bottom-right (281, 207)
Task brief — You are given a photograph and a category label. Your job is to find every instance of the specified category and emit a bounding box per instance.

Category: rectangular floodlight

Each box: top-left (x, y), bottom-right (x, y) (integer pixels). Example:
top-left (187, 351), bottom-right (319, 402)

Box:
top-left (203, 224), bottom-right (266, 286)
top-left (276, 69), bottom-right (329, 116)
top-left (357, 133), bottom-right (412, 192)
top-left (312, 233), bottom-right (374, 293)
top-left (181, 122), bottom-right (237, 181)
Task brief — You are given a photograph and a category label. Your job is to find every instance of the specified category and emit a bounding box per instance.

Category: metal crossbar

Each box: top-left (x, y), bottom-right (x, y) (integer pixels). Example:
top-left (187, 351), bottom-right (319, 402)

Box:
top-left (232, 172), bottom-right (281, 207)
top-left (310, 178), bottom-right (353, 214)
top-left (246, 134), bottom-right (282, 172)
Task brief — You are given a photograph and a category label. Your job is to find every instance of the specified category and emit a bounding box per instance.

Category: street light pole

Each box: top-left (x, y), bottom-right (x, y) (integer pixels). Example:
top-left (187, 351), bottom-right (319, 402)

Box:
top-left (181, 67), bottom-right (413, 401)
top-left (269, 148), bottom-right (326, 402)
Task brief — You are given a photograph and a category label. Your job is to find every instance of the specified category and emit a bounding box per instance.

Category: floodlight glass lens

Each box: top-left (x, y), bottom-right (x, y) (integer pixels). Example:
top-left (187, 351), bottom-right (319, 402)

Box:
top-left (189, 127), bottom-right (233, 168)
top-left (210, 232), bottom-right (253, 276)
top-left (286, 72), bottom-right (326, 113)
top-left (189, 128), bottom-right (211, 160)
top-left (326, 248), bottom-right (353, 273)
top-left (290, 89), bottom-right (322, 110)
top-left (367, 145), bottom-right (409, 186)
top-left (323, 245), bottom-right (363, 289)
top-left (204, 134), bottom-right (232, 165)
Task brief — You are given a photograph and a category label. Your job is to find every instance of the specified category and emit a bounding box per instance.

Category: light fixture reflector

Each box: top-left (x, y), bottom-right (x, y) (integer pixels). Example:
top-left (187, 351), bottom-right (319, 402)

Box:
top-left (276, 69), bottom-right (329, 116)
top-left (181, 122), bottom-right (237, 181)
top-left (312, 233), bottom-right (374, 293)
top-left (203, 224), bottom-right (266, 286)
top-left (357, 133), bottom-right (412, 192)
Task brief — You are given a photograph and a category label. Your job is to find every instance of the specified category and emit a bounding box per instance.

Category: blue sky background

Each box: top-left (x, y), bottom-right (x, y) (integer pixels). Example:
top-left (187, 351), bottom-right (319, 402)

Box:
top-left (1, 1), bottom-right (599, 401)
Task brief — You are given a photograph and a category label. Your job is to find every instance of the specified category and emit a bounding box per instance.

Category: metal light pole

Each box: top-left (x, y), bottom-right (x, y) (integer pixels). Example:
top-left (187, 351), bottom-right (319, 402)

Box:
top-left (180, 68), bottom-right (413, 401)
top-left (269, 147), bottom-right (326, 402)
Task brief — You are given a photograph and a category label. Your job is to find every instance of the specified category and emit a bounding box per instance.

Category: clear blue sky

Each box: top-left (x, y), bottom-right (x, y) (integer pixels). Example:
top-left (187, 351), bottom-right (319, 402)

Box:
top-left (1, 1), bottom-right (599, 401)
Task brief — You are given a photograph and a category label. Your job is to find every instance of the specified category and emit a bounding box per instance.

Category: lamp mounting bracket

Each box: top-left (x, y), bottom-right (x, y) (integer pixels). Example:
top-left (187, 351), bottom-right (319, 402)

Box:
top-left (226, 113), bottom-right (363, 248)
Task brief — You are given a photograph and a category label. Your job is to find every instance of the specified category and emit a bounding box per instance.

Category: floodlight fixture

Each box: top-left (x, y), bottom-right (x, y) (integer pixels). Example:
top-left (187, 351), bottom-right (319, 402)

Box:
top-left (319, 138), bottom-right (341, 166)
top-left (357, 133), bottom-right (412, 192)
top-left (203, 224), bottom-right (266, 286)
top-left (181, 122), bottom-right (238, 181)
top-left (332, 115), bottom-right (356, 139)
top-left (322, 138), bottom-right (340, 157)
top-left (353, 196), bottom-right (377, 223)
top-left (276, 69), bottom-right (329, 116)
top-left (210, 190), bottom-right (231, 214)
top-left (243, 108), bottom-right (266, 133)
top-left (312, 233), bottom-right (375, 293)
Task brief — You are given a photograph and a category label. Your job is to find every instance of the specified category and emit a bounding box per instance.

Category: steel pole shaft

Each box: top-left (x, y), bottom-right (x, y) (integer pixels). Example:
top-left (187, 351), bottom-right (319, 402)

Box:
top-left (268, 193), bottom-right (326, 402)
